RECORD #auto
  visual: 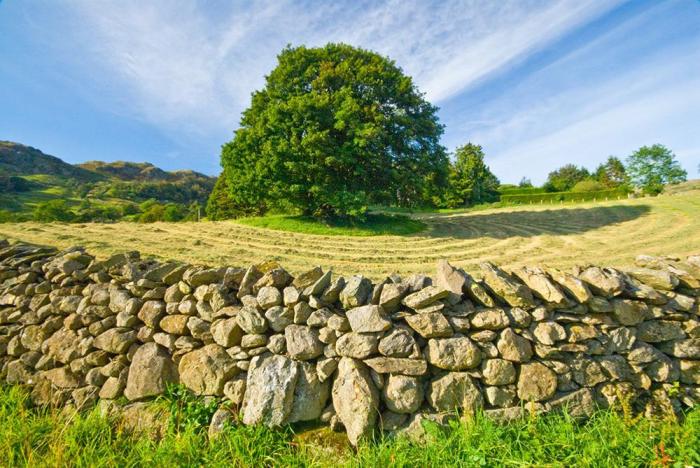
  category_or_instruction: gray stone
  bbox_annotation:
[179,344,237,396]
[480,262,535,308]
[124,343,178,401]
[285,325,323,360]
[339,276,372,309]
[378,283,409,313]
[517,362,557,401]
[612,299,649,326]
[242,354,299,426]
[578,267,624,297]
[402,286,449,309]
[471,308,510,330]
[405,312,453,338]
[332,358,379,446]
[626,267,679,291]
[481,358,516,386]
[533,322,567,345]
[383,375,423,414]
[335,332,379,359]
[427,372,483,414]
[497,329,533,362]
[264,306,294,332]
[94,328,137,354]
[485,385,517,407]
[378,328,415,358]
[288,361,330,423]
[211,318,244,347]
[236,306,268,334]
[426,336,481,370]
[257,286,283,309]
[637,320,686,342]
[363,357,428,376]
[346,305,391,333]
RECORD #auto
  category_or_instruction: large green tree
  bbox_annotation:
[446,143,500,207]
[544,164,590,192]
[626,144,687,195]
[219,43,448,218]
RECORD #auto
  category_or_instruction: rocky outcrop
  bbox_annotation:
[0,240,698,446]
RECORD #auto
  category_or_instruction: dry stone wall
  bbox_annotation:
[1,238,699,445]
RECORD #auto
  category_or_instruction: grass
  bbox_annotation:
[0,190,698,279]
[1,384,698,466]
[236,213,427,236]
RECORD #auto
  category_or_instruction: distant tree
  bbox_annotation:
[544,164,590,192]
[445,143,500,207]
[219,43,448,218]
[626,144,687,195]
[594,156,628,188]
[32,200,75,222]
[518,177,533,188]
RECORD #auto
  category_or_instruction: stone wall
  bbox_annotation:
[0,238,698,445]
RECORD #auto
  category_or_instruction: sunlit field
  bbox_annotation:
[1,191,698,279]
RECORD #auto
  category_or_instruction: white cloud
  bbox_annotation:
[457,1,700,183]
[50,0,620,138]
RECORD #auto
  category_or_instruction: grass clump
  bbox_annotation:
[235,213,426,236]
[1,384,699,467]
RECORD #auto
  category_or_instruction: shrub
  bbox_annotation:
[571,179,607,192]
[32,200,75,222]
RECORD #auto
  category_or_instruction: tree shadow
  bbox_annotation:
[420,204,652,239]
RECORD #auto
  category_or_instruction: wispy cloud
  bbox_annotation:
[53,0,619,138]
[456,1,700,182]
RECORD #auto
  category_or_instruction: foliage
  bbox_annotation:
[0,176,34,193]
[445,143,500,207]
[626,144,687,195]
[518,177,533,188]
[594,156,628,188]
[206,174,260,220]
[544,164,590,192]
[1,384,699,467]
[219,43,448,218]
[32,200,75,222]
[236,213,426,236]
[571,179,607,192]
[157,384,220,433]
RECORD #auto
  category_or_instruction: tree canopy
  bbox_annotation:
[594,156,628,188]
[445,143,500,207]
[219,43,448,218]
[626,144,687,195]
[544,164,590,192]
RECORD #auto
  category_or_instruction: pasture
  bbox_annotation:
[0,190,698,279]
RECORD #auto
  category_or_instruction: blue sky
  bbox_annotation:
[1,0,698,183]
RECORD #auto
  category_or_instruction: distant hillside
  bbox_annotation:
[0,141,216,223]
[77,160,211,182]
[0,141,102,181]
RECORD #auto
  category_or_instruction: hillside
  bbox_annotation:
[0,141,102,181]
[0,141,216,221]
[77,160,210,182]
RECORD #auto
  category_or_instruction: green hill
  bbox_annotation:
[0,141,102,181]
[0,141,216,222]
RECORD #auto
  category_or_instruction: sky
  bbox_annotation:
[1,0,699,184]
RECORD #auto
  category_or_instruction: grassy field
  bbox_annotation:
[0,190,698,279]
[1,385,698,467]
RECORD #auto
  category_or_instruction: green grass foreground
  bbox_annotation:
[235,213,426,236]
[1,385,699,467]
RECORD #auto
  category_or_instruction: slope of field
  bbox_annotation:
[0,191,698,279]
